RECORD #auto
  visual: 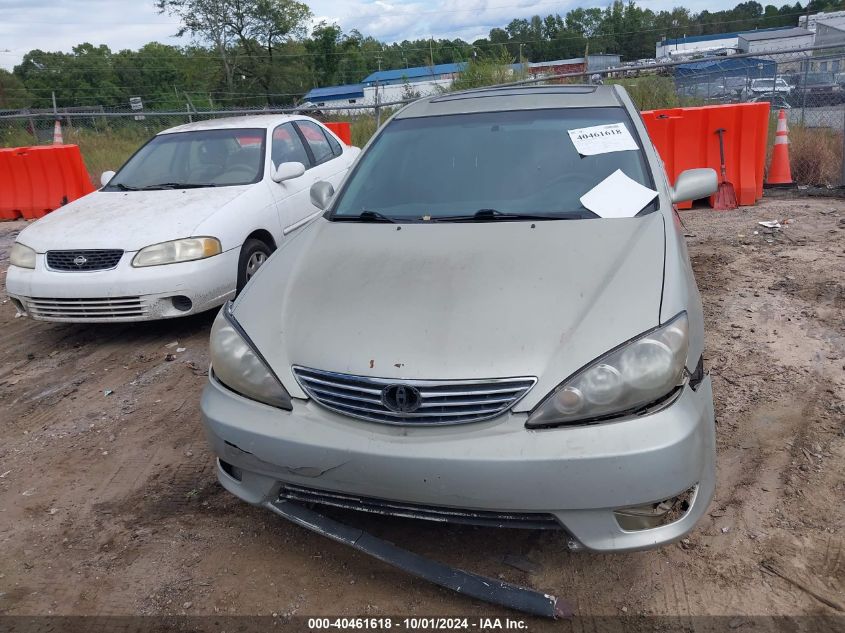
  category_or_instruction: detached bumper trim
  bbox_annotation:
[266,499,571,619]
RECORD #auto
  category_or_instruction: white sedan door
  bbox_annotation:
[293,120,351,191]
[267,122,316,236]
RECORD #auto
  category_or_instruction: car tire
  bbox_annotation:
[236,238,273,294]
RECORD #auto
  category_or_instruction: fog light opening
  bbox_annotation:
[613,485,698,531]
[218,459,243,482]
[171,295,193,312]
[10,297,25,314]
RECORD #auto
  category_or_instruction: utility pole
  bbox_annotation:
[374,79,381,129]
[430,37,434,67]
[51,91,58,117]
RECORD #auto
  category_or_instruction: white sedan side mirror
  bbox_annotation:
[100,170,116,187]
[310,181,335,210]
[671,168,718,204]
[272,161,306,183]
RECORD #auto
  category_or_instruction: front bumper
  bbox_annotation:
[201,373,716,553]
[5,248,239,322]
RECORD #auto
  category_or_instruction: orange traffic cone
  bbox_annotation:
[766,109,792,186]
[52,119,63,145]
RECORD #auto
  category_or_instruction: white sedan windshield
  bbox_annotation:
[105,128,265,191]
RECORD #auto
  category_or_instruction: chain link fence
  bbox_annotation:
[627,45,845,187]
[3,44,845,187]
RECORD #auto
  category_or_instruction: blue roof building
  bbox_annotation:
[303,83,365,104]
[362,62,467,86]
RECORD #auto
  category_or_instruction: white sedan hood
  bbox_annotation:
[235,214,667,411]
[17,186,251,252]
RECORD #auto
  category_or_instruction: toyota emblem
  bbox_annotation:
[382,384,422,414]
[73,255,88,267]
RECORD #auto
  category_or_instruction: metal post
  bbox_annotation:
[51,91,57,117]
[770,61,778,107]
[374,80,381,129]
[186,102,193,123]
[801,56,809,127]
[840,108,845,186]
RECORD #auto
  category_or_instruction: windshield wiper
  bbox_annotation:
[110,183,140,191]
[333,210,398,223]
[138,182,218,190]
[430,209,580,222]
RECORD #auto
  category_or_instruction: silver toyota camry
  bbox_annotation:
[200,85,718,553]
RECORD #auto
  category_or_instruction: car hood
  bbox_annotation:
[17,186,252,252]
[235,213,667,412]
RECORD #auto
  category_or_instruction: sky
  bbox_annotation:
[0,0,741,70]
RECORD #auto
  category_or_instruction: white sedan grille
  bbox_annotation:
[21,296,147,320]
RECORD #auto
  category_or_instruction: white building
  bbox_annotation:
[656,32,743,59]
[656,27,805,60]
[737,28,814,58]
[799,10,845,32]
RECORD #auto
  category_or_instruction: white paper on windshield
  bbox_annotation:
[568,122,638,156]
[580,169,658,219]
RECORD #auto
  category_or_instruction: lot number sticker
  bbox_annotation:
[568,122,638,156]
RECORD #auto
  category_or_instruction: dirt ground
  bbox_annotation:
[0,197,843,629]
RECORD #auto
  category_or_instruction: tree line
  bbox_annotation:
[2,0,844,110]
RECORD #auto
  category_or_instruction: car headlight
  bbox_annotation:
[10,243,36,269]
[132,237,221,267]
[209,302,292,409]
[526,312,689,428]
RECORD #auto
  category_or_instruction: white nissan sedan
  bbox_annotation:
[6,115,358,322]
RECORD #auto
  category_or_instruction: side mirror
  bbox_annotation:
[671,168,718,204]
[100,170,116,187]
[272,161,306,183]
[310,181,335,210]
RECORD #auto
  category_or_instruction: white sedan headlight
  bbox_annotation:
[10,243,36,269]
[210,303,292,409]
[132,237,221,267]
[527,313,689,427]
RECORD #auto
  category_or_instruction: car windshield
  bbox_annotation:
[104,128,266,191]
[805,72,834,84]
[330,107,655,222]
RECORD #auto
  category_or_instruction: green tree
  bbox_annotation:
[307,22,343,86]
[158,0,312,103]
[0,69,31,108]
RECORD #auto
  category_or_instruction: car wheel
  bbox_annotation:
[237,239,273,294]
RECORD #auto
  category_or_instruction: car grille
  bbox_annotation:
[292,366,536,426]
[46,249,123,271]
[22,296,146,320]
[279,484,560,530]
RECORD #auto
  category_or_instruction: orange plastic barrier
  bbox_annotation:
[324,121,352,146]
[0,144,94,220]
[641,102,770,209]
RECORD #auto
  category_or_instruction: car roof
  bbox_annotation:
[159,114,305,134]
[395,84,626,119]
